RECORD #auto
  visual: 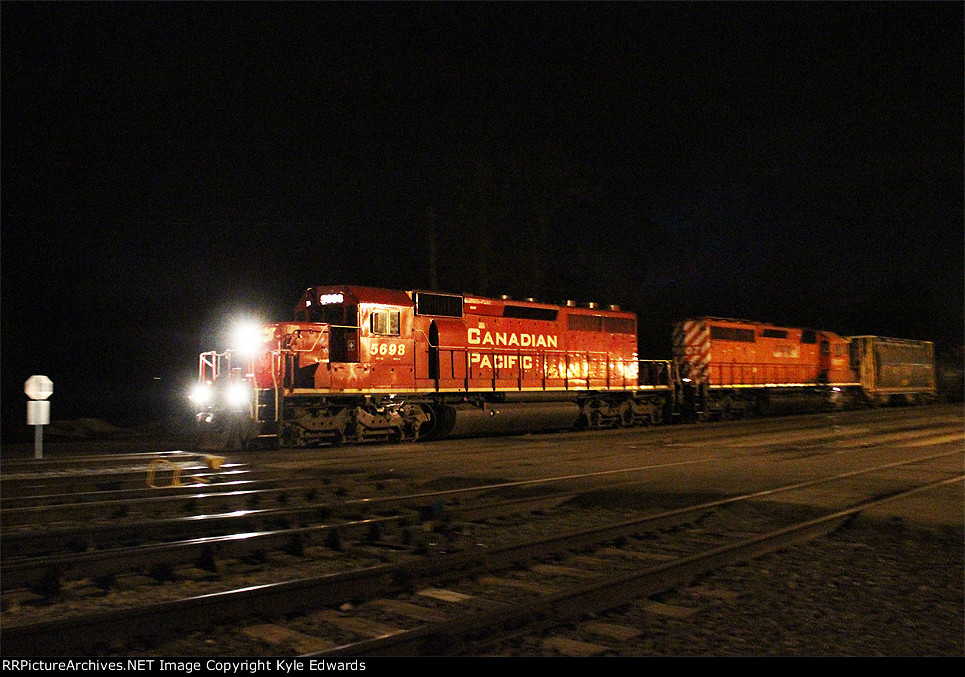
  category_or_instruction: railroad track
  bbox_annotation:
[0,430,865,593]
[321,475,963,657]
[2,450,960,656]
[2,407,960,656]
[1,446,727,607]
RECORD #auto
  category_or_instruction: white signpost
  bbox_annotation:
[25,375,53,459]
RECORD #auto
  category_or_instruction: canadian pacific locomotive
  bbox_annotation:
[191,285,937,449]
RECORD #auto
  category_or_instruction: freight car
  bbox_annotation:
[191,286,675,449]
[848,335,937,405]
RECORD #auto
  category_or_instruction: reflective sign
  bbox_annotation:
[25,375,53,400]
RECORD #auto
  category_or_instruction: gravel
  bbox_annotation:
[536,513,964,657]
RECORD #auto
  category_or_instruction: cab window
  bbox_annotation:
[370,309,401,336]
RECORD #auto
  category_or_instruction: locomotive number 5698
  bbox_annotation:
[370,342,406,357]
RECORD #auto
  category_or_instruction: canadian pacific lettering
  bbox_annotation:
[467,327,558,348]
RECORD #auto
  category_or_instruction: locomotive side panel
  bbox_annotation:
[673,319,710,385]
[820,331,856,386]
[709,321,817,385]
[563,310,638,390]
[415,294,640,394]
[463,304,564,390]
[294,286,417,393]
[414,316,470,391]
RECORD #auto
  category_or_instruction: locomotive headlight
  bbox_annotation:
[231,319,267,357]
[225,382,252,409]
[190,383,214,406]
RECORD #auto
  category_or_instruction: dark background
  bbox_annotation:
[2,2,962,439]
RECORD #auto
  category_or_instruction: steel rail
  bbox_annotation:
[0,477,264,510]
[313,474,965,657]
[0,492,574,590]
[0,482,282,527]
[3,444,956,559]
[0,455,723,559]
[0,466,250,499]
[1,454,959,657]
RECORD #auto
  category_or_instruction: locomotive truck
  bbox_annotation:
[191,285,936,449]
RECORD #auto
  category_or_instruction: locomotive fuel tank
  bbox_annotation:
[435,400,583,438]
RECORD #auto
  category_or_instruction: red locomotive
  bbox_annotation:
[192,286,937,448]
[192,285,674,448]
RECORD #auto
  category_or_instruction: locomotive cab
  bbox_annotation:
[293,286,416,392]
[295,289,359,363]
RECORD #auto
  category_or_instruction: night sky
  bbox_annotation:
[2,2,962,436]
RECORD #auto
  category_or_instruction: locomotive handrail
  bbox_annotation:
[198,349,256,384]
[206,342,672,394]
[198,350,227,382]
[282,327,326,353]
[638,359,674,388]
